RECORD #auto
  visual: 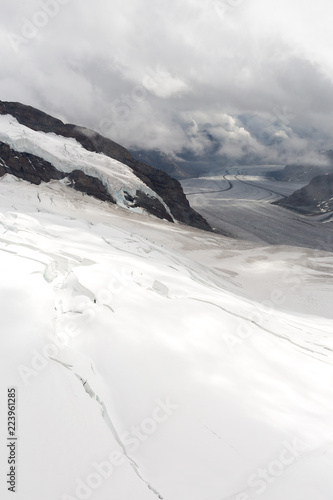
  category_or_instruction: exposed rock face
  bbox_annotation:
[0,142,65,185]
[124,162,209,228]
[273,174,333,215]
[0,100,212,231]
[67,170,116,203]
[124,190,173,222]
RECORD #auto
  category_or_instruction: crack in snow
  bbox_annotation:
[50,358,164,500]
[188,297,333,361]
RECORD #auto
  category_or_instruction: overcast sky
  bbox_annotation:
[1,0,333,165]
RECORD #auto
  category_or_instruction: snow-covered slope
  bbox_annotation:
[0,114,171,216]
[1,174,333,500]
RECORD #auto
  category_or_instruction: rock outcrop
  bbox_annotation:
[0,141,65,185]
[66,170,116,203]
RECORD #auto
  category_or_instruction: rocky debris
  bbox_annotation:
[0,100,212,231]
[273,173,333,215]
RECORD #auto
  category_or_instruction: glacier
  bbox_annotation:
[0,171,333,500]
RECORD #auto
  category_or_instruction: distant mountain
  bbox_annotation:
[273,173,333,215]
[130,148,225,179]
[0,101,211,231]
[268,163,333,182]
[129,149,188,180]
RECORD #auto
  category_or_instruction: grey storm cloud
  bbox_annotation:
[1,0,333,166]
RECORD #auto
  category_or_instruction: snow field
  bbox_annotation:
[0,176,333,500]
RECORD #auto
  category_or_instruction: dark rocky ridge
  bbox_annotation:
[0,100,211,231]
[124,190,173,221]
[66,169,116,203]
[0,142,64,185]
[273,174,333,215]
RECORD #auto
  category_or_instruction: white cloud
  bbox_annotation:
[0,0,333,165]
[142,67,189,98]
